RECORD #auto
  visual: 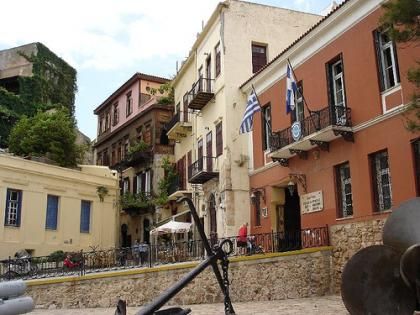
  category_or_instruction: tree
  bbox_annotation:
[8,108,86,167]
[381,0,420,131]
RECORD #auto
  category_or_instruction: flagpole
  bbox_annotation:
[287,58,317,132]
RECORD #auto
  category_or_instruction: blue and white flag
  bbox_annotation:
[286,63,297,114]
[239,89,261,134]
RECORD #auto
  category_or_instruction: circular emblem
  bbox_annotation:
[291,121,302,142]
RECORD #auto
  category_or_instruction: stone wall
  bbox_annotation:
[329,218,386,292]
[27,248,332,309]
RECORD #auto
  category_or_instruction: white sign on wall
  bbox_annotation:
[300,190,323,214]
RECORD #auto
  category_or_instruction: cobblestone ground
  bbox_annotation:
[31,295,348,314]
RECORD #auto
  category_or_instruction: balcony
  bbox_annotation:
[166,111,192,140]
[187,78,215,110]
[188,156,219,184]
[120,192,153,215]
[269,106,353,163]
[167,177,191,201]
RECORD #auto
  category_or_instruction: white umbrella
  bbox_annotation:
[150,221,192,235]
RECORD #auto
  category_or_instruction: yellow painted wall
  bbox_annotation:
[0,155,119,258]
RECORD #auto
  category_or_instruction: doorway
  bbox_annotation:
[143,218,150,244]
[121,224,131,247]
[283,186,301,251]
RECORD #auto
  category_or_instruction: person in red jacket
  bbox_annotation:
[237,223,248,255]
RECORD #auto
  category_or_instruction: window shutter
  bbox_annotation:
[4,189,10,226]
[133,176,137,194]
[392,41,401,84]
[335,166,343,218]
[80,201,91,233]
[216,122,223,157]
[373,30,385,92]
[16,190,22,227]
[325,62,334,108]
[46,195,58,230]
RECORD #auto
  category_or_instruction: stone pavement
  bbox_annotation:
[31,295,348,314]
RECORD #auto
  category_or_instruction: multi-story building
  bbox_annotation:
[93,73,174,247]
[0,43,77,148]
[241,0,419,243]
[168,0,321,238]
[0,154,119,258]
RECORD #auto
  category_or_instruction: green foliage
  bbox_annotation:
[120,192,153,209]
[380,0,420,42]
[8,108,84,167]
[48,250,65,262]
[128,140,150,155]
[148,82,174,105]
[381,0,420,131]
[96,186,109,202]
[153,156,177,206]
[0,43,77,147]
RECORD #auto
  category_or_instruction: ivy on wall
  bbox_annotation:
[0,42,77,147]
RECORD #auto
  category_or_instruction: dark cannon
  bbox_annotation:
[341,197,420,314]
[115,197,235,315]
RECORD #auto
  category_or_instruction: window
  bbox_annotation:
[105,111,111,131]
[99,116,104,134]
[80,200,91,233]
[45,195,59,230]
[291,82,304,123]
[126,91,133,117]
[412,139,420,196]
[327,57,346,125]
[216,122,223,157]
[370,150,392,211]
[215,42,221,77]
[262,105,271,151]
[335,163,353,218]
[123,178,130,194]
[374,30,400,91]
[113,103,119,126]
[145,170,151,194]
[102,149,109,166]
[252,44,267,73]
[4,189,22,227]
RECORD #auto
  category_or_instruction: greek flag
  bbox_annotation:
[286,63,297,114]
[239,89,261,134]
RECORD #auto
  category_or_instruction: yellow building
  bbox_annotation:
[0,154,119,259]
[167,0,321,238]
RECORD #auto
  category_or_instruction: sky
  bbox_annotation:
[0,0,341,140]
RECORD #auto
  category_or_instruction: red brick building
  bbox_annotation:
[241,0,419,240]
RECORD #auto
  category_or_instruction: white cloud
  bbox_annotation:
[0,0,218,70]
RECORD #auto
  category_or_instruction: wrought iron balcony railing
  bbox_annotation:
[165,111,192,132]
[187,77,215,110]
[270,105,352,152]
[188,156,219,184]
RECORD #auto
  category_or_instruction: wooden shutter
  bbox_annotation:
[133,176,137,194]
[46,195,59,230]
[252,44,267,73]
[216,122,223,157]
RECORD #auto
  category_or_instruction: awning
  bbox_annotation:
[150,221,192,235]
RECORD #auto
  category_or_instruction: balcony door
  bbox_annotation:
[206,131,213,172]
[183,93,189,122]
[198,138,203,172]
[206,56,211,92]
[329,59,346,125]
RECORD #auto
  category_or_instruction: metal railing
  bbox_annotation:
[189,77,214,98]
[270,105,352,152]
[0,226,329,281]
[165,111,191,132]
[188,156,218,179]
